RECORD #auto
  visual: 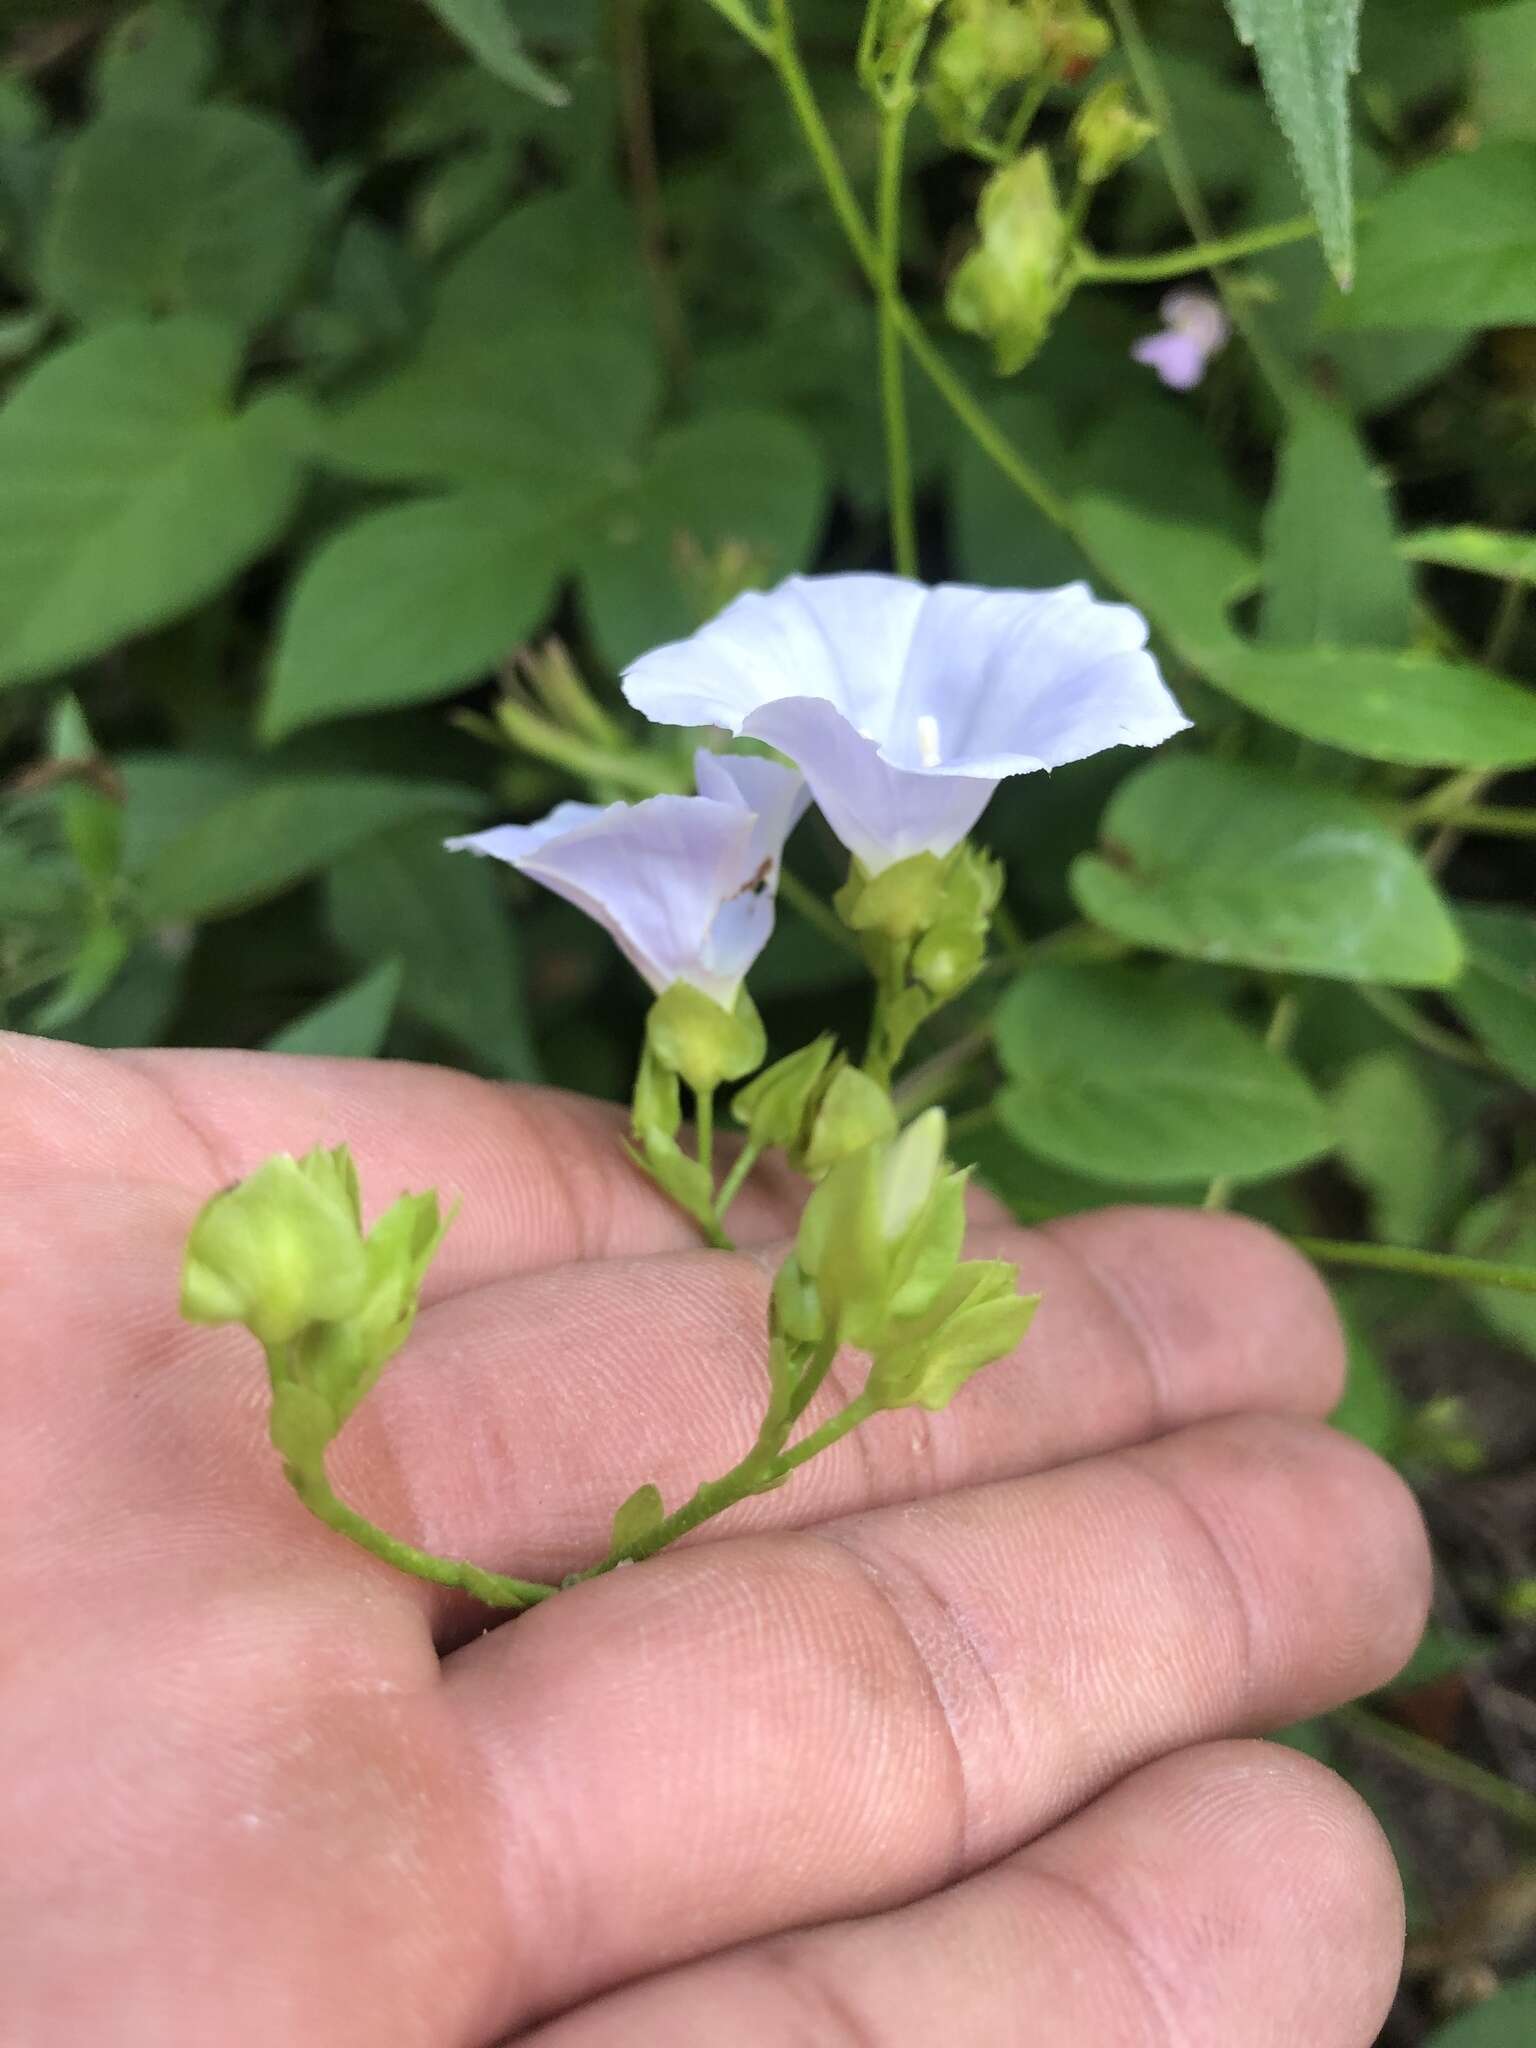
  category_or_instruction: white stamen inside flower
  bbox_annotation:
[916,714,942,768]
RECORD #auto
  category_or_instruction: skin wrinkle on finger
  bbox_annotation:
[513,1745,1405,2048]
[0,1032,807,1299]
[0,1172,1354,1658]
[444,1413,1429,2033]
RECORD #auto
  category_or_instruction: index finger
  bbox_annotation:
[0,1032,804,1292]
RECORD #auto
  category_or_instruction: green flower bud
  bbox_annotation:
[772,1253,827,1346]
[182,1150,369,1348]
[879,1108,949,1241]
[1071,80,1156,186]
[887,1165,968,1318]
[796,1062,898,1177]
[633,1042,684,1146]
[299,1189,448,1427]
[913,919,987,999]
[647,982,767,1095]
[945,149,1067,376]
[836,851,949,942]
[870,1260,1039,1410]
[928,6,1045,143]
[1040,0,1111,79]
[732,1034,837,1152]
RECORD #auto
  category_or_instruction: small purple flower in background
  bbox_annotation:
[447,751,806,1006]
[1131,289,1230,391]
[622,574,1188,873]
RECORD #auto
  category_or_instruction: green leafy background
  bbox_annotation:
[3,2,1536,2033]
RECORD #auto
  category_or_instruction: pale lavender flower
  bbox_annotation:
[622,574,1187,873]
[1131,289,1230,391]
[447,751,807,1006]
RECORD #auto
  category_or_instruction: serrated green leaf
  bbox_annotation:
[1071,758,1463,987]
[1203,644,1536,767]
[1262,399,1411,647]
[1426,1973,1536,2045]
[1449,908,1536,1092]
[1401,526,1536,582]
[265,958,404,1058]
[133,773,478,922]
[995,963,1333,1185]
[0,319,309,690]
[418,0,569,106]
[578,410,827,664]
[264,487,561,737]
[328,820,536,1079]
[41,104,312,333]
[1223,0,1361,285]
[1333,1051,1449,1244]
[1331,143,1536,329]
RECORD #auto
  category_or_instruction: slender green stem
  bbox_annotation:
[495,701,673,797]
[1077,214,1320,283]
[1335,1705,1536,1838]
[286,1458,557,1608]
[779,867,863,956]
[1415,802,1536,840]
[1102,0,1296,402]
[1485,577,1530,670]
[877,98,918,575]
[998,63,1059,159]
[1293,1237,1536,1296]
[597,1388,877,1569]
[700,0,772,53]
[696,1087,716,1181]
[1027,921,1132,966]
[1354,985,1494,1073]
[762,0,1074,536]
[714,1137,762,1223]
[892,1024,993,1117]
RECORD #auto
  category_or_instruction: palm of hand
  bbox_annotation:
[1,1031,1427,2046]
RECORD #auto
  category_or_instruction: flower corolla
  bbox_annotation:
[1131,289,1230,391]
[446,751,806,1007]
[622,573,1188,872]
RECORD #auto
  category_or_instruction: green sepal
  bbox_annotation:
[1071,80,1157,186]
[625,1132,715,1217]
[610,1482,665,1553]
[913,921,986,1000]
[772,1254,827,1346]
[732,1033,836,1150]
[796,1061,897,1176]
[945,150,1068,377]
[297,1187,449,1429]
[182,1148,368,1347]
[887,1169,968,1319]
[633,1041,683,1145]
[836,852,949,942]
[870,1262,1039,1411]
[647,982,767,1094]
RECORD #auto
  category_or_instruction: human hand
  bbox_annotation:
[1,1032,1429,2046]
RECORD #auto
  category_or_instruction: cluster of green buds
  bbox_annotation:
[927,0,1110,149]
[182,1145,447,1474]
[945,149,1070,374]
[774,1110,1038,1412]
[835,839,1003,1080]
